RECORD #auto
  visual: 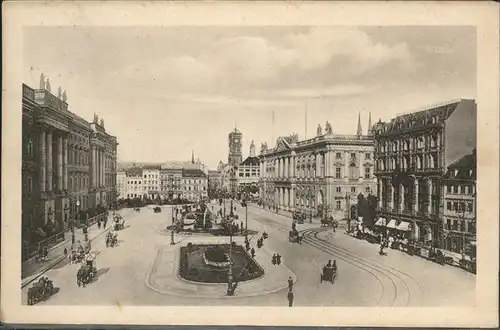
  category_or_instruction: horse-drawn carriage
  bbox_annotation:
[320,261,337,284]
[106,231,118,247]
[293,212,305,224]
[153,206,162,213]
[289,229,302,244]
[77,254,97,287]
[113,215,125,231]
[27,277,54,305]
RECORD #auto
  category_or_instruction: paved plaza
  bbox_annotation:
[22,203,475,307]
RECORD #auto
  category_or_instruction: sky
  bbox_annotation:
[23,26,476,169]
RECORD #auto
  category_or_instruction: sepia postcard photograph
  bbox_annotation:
[2,1,499,328]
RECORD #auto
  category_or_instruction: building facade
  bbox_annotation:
[228,127,243,167]
[160,164,183,200]
[125,167,144,199]
[22,80,118,250]
[181,169,208,201]
[442,150,476,253]
[237,140,260,192]
[373,99,476,248]
[259,117,376,219]
[116,169,127,199]
[208,170,223,197]
[143,166,160,200]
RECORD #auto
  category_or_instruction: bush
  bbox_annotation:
[204,245,229,263]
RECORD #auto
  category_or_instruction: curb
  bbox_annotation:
[21,225,112,289]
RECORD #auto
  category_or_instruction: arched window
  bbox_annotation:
[349,163,358,180]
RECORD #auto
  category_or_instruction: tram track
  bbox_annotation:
[247,208,423,306]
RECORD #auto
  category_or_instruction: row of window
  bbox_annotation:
[336,152,371,160]
[446,201,474,212]
[446,184,475,195]
[335,186,372,194]
[377,133,441,153]
[127,179,206,185]
[445,219,475,233]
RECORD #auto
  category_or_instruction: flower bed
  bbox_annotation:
[179,244,264,283]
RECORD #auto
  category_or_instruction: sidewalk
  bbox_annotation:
[21,208,134,288]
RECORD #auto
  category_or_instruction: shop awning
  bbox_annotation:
[386,220,397,229]
[396,221,410,231]
[375,218,387,226]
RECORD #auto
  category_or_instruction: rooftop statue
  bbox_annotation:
[58,86,62,99]
[100,118,105,127]
[289,132,299,142]
[94,113,99,123]
[39,73,45,89]
[317,124,323,136]
[62,90,67,102]
[325,121,333,135]
[45,78,51,92]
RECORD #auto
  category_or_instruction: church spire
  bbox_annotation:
[368,112,373,136]
[357,112,362,136]
[191,150,195,164]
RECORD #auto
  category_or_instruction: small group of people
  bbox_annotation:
[287,276,294,307]
[271,253,282,265]
[37,246,49,262]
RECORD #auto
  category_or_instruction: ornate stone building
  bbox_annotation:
[237,141,260,192]
[259,115,376,220]
[373,99,476,248]
[443,149,476,253]
[21,79,118,250]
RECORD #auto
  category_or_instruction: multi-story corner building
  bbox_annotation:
[259,115,376,219]
[160,163,183,200]
[442,150,476,253]
[216,160,232,193]
[237,140,260,192]
[116,169,127,199]
[21,80,118,250]
[373,99,476,248]
[181,168,208,201]
[125,167,144,199]
[142,166,160,200]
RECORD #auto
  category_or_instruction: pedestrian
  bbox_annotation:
[64,247,68,257]
[251,247,255,258]
[97,221,101,229]
[276,254,282,265]
[287,290,294,307]
[288,277,293,291]
[272,253,277,265]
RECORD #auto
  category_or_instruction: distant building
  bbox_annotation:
[228,127,243,167]
[160,163,183,200]
[238,140,260,193]
[116,169,127,199]
[373,99,476,248]
[142,166,160,200]
[182,168,208,201]
[443,149,476,253]
[259,115,376,219]
[208,170,223,196]
[125,167,144,199]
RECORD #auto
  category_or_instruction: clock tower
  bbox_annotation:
[228,127,243,167]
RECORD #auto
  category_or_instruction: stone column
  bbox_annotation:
[290,187,295,210]
[378,179,382,208]
[102,150,105,187]
[57,135,63,191]
[63,137,68,190]
[325,152,330,177]
[91,146,96,188]
[399,183,404,211]
[428,178,433,214]
[389,184,394,210]
[344,151,349,178]
[283,157,287,178]
[284,188,288,210]
[39,130,46,192]
[315,154,320,178]
[46,131,53,192]
[359,164,364,179]
[274,159,278,178]
[414,179,419,212]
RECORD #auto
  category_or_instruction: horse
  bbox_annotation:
[320,219,331,227]
[77,265,95,287]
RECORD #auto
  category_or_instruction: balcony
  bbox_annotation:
[22,84,35,101]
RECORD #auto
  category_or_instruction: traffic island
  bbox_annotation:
[145,238,297,299]
[179,243,264,283]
